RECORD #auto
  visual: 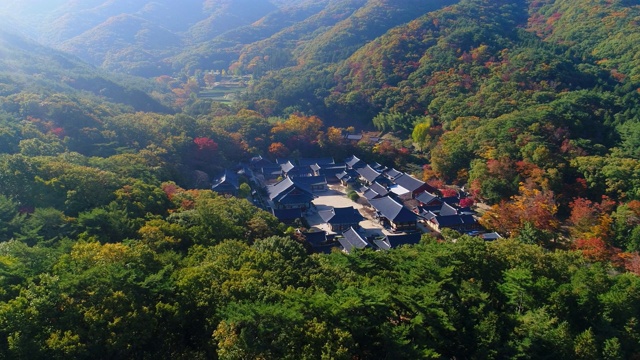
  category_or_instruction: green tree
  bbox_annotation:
[238,183,251,198]
[0,195,22,242]
[499,268,535,315]
[602,337,623,360]
[574,328,598,360]
[430,130,473,182]
[18,207,68,246]
[412,117,434,151]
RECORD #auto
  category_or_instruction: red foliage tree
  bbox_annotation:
[427,179,445,191]
[422,164,438,183]
[459,197,475,208]
[439,188,458,198]
[50,127,65,138]
[574,237,625,267]
[624,252,640,275]
[194,137,218,152]
[161,183,179,201]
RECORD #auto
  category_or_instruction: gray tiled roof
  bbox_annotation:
[345,155,365,169]
[433,215,464,227]
[276,158,294,165]
[370,162,387,171]
[356,165,383,183]
[393,173,426,192]
[280,160,296,173]
[299,158,335,167]
[293,176,327,187]
[318,207,364,225]
[272,208,303,222]
[250,155,273,167]
[336,169,358,182]
[261,165,282,175]
[313,164,346,174]
[339,227,369,253]
[481,232,502,240]
[439,203,459,217]
[385,232,422,247]
[369,182,389,196]
[363,188,382,200]
[211,169,239,191]
[303,230,328,246]
[266,178,315,204]
[384,168,404,181]
[369,196,418,223]
[416,191,440,205]
[372,238,391,250]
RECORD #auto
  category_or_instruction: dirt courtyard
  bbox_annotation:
[305,187,389,237]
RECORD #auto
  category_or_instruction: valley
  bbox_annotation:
[0,0,639,358]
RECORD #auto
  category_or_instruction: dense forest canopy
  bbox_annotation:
[0,0,640,358]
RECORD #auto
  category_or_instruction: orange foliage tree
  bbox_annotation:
[481,182,559,238]
[574,238,615,263]
[568,196,615,241]
[270,114,324,155]
[268,142,290,158]
[271,114,323,144]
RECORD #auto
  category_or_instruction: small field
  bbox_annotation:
[198,85,245,103]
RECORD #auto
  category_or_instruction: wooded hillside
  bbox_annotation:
[0,0,640,358]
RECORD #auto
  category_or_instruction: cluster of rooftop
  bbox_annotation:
[211,154,500,253]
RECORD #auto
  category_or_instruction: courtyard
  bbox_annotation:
[305,185,401,238]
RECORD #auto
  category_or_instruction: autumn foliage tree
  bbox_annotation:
[268,142,290,158]
[193,137,218,152]
[481,182,559,242]
[192,137,218,162]
[270,114,323,151]
[568,196,615,241]
[574,237,618,264]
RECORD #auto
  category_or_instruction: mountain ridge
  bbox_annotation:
[0,29,170,113]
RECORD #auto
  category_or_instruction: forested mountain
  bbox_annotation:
[0,0,279,76]
[0,0,461,76]
[1,0,640,358]
[245,0,640,203]
[0,29,168,112]
[249,0,615,121]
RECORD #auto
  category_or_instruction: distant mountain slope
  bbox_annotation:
[322,0,640,123]
[0,0,279,76]
[231,0,457,76]
[0,0,460,77]
[59,14,183,76]
[172,0,331,73]
[326,0,534,119]
[246,0,638,129]
[230,0,365,73]
[297,0,459,65]
[270,0,316,7]
[41,2,153,43]
[0,29,169,113]
[527,0,640,81]
[188,0,278,43]
[3,0,638,96]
